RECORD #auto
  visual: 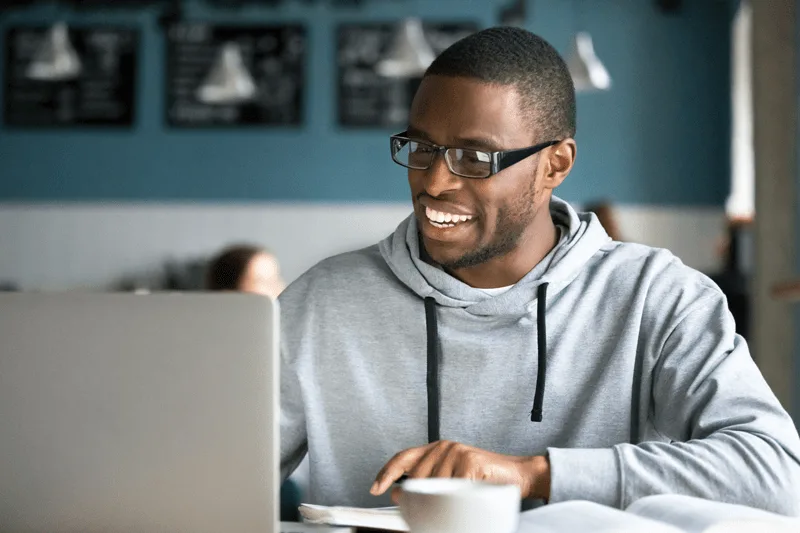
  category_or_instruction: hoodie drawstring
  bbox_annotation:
[531,283,548,422]
[423,283,549,443]
[424,296,440,443]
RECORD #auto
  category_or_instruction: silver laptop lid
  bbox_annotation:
[0,292,279,533]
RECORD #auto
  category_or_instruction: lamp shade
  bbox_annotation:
[26,22,82,82]
[567,32,611,92]
[197,42,257,105]
[376,18,435,79]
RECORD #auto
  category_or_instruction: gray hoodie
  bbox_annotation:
[279,196,800,514]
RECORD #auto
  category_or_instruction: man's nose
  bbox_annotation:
[423,151,461,197]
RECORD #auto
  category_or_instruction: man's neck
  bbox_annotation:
[447,216,559,289]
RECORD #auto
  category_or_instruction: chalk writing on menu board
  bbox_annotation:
[3,26,138,127]
[167,24,306,127]
[337,22,476,128]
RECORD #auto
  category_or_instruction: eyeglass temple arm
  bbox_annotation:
[492,141,559,174]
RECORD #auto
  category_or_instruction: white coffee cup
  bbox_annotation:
[398,478,520,533]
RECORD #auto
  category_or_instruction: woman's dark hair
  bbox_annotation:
[205,244,266,291]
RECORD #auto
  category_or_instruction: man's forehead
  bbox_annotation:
[409,75,531,148]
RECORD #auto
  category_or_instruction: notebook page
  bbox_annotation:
[298,504,408,532]
[517,500,684,533]
[626,495,800,533]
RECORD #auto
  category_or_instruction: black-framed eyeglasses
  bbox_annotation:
[389,131,560,179]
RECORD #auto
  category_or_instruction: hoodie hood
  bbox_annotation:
[379,196,610,317]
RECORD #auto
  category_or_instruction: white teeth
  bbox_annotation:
[425,207,474,227]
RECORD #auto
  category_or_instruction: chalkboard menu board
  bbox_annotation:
[166,24,306,127]
[69,0,168,7]
[3,26,138,127]
[0,0,39,11]
[337,22,477,128]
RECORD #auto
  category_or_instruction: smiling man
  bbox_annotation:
[279,27,800,513]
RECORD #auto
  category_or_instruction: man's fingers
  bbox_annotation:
[408,442,458,478]
[430,446,458,478]
[390,486,402,504]
[370,461,407,495]
[370,446,428,495]
[408,442,448,479]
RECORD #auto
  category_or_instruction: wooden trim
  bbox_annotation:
[771,280,800,301]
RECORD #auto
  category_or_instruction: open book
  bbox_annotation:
[298,504,406,531]
[299,495,799,533]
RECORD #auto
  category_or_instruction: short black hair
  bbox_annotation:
[425,26,576,141]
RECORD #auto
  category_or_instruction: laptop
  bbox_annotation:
[0,292,346,533]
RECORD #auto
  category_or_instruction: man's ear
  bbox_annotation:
[542,138,577,190]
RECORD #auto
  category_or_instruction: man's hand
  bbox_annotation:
[369,440,550,501]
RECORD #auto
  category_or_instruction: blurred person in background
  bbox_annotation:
[206,244,285,299]
[279,27,800,514]
[206,243,298,520]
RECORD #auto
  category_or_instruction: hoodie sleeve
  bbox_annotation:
[547,291,800,515]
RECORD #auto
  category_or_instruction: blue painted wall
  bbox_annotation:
[0,0,731,204]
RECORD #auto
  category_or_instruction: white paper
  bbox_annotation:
[627,495,800,533]
[516,500,684,533]
[298,503,408,532]
[280,521,354,533]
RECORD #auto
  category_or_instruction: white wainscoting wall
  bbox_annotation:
[0,202,726,291]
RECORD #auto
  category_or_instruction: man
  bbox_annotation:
[279,27,800,514]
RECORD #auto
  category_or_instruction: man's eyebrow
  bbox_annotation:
[451,135,503,152]
[405,126,431,141]
[406,127,503,151]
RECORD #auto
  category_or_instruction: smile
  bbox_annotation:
[425,207,474,228]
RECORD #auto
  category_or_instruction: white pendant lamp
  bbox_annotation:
[197,42,257,105]
[26,22,82,82]
[376,18,436,79]
[567,31,612,93]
